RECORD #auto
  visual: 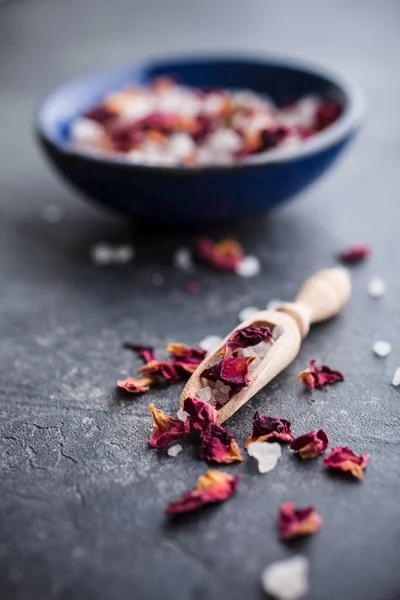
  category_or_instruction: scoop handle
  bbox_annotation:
[277,268,351,338]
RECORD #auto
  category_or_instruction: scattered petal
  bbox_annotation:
[261,555,309,600]
[186,281,200,293]
[202,356,256,404]
[165,469,240,514]
[392,367,400,386]
[226,325,273,356]
[238,306,259,321]
[183,397,219,432]
[247,441,282,473]
[117,375,155,394]
[290,429,329,459]
[149,404,190,448]
[90,243,135,266]
[123,342,155,364]
[167,343,206,375]
[372,340,391,357]
[337,243,371,264]
[266,299,285,311]
[235,255,261,277]
[41,204,64,223]
[167,444,182,457]
[140,360,180,383]
[196,238,244,271]
[278,501,322,540]
[245,412,293,447]
[367,277,386,298]
[200,423,243,463]
[297,360,344,389]
[199,335,223,353]
[173,247,194,272]
[323,445,370,479]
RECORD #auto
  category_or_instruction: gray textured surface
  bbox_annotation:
[1,1,400,599]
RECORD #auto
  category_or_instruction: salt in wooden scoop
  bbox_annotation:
[180,268,351,423]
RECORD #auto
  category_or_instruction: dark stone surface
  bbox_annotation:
[0,1,399,599]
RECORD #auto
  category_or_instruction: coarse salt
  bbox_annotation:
[392,367,400,386]
[199,335,223,353]
[235,255,261,277]
[373,341,391,358]
[247,441,282,473]
[176,408,189,422]
[261,555,309,600]
[173,247,194,272]
[90,243,134,266]
[167,444,182,458]
[71,118,105,147]
[367,277,386,298]
[238,306,259,321]
[197,386,212,403]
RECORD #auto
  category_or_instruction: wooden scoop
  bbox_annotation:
[179,268,351,423]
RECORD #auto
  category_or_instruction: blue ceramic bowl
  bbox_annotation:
[36,55,366,224]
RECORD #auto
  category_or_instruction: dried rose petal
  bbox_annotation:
[297,360,344,389]
[149,404,190,448]
[110,122,143,152]
[196,238,244,271]
[167,343,206,375]
[186,281,200,293]
[123,342,155,364]
[225,325,273,356]
[337,243,371,264]
[278,501,322,540]
[199,423,243,464]
[166,469,240,515]
[323,445,370,479]
[140,360,180,383]
[83,104,116,124]
[315,100,342,131]
[259,126,291,151]
[245,412,293,448]
[182,397,219,432]
[140,112,179,132]
[290,429,329,459]
[202,356,256,402]
[117,375,155,394]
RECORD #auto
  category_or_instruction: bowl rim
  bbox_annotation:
[36,53,367,172]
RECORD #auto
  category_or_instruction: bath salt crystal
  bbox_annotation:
[71,118,105,147]
[167,133,196,159]
[242,347,257,357]
[367,277,386,298]
[266,299,285,311]
[373,341,391,358]
[207,128,242,154]
[120,95,154,121]
[41,204,64,223]
[167,444,182,458]
[173,247,194,272]
[197,386,212,403]
[235,256,261,277]
[238,306,259,322]
[202,93,226,115]
[199,335,222,353]
[152,273,164,286]
[392,367,400,386]
[247,441,282,473]
[261,555,309,600]
[176,408,189,422]
[219,384,231,394]
[90,243,134,266]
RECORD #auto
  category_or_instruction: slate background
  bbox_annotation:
[0,1,399,599]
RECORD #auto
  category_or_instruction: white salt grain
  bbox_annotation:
[392,367,400,386]
[197,386,212,403]
[367,277,386,298]
[373,341,391,358]
[239,306,259,322]
[266,299,285,311]
[152,273,164,286]
[41,204,64,223]
[90,243,134,266]
[235,255,261,277]
[167,444,182,458]
[173,247,194,272]
[247,441,282,473]
[261,555,309,600]
[199,335,223,353]
[71,118,105,147]
[176,408,189,422]
[167,133,196,159]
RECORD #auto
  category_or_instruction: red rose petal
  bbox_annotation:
[123,342,156,364]
[196,238,244,271]
[117,375,155,394]
[297,360,344,389]
[323,445,370,479]
[199,423,243,464]
[290,429,329,459]
[278,501,322,540]
[182,397,219,432]
[167,343,206,375]
[140,360,180,383]
[225,325,273,356]
[166,470,240,515]
[149,404,190,448]
[337,243,371,264]
[245,412,293,448]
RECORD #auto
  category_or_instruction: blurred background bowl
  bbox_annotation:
[36,55,366,224]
